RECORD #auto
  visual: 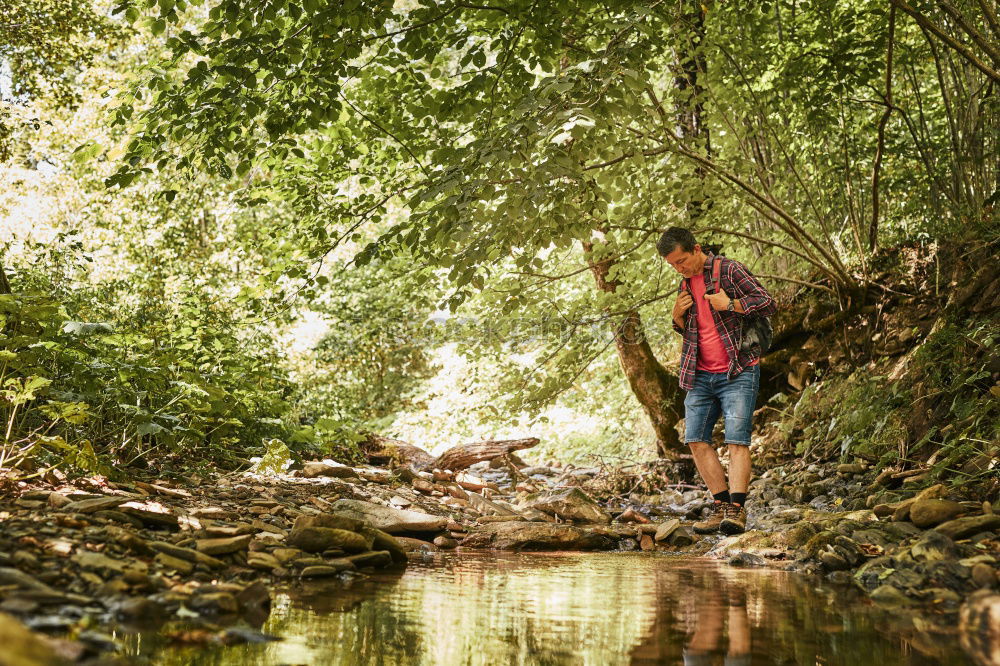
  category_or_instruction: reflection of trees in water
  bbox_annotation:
[138,553,973,665]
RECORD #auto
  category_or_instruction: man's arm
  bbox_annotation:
[726,260,776,316]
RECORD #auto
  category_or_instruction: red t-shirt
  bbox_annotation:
[687,274,730,373]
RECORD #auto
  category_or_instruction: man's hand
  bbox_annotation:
[673,290,694,326]
[704,289,733,312]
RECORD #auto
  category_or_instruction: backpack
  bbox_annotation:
[684,255,774,356]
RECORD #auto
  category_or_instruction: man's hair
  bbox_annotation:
[656,226,697,257]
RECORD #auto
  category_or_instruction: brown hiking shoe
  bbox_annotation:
[693,501,729,534]
[720,504,747,535]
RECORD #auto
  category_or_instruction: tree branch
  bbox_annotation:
[870,6,896,252]
[889,0,1000,84]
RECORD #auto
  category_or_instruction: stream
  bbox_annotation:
[118,551,972,665]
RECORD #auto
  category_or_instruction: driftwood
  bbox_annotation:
[360,434,435,469]
[431,438,540,472]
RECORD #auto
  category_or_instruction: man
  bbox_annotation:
[658,227,776,535]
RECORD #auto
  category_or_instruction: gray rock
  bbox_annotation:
[346,551,393,568]
[301,563,352,577]
[669,527,696,547]
[287,527,370,554]
[519,488,612,524]
[909,530,957,563]
[935,514,1000,540]
[195,535,252,555]
[149,541,226,569]
[729,552,766,567]
[361,527,408,564]
[819,550,851,571]
[60,496,126,514]
[460,521,616,550]
[72,551,132,576]
[247,552,281,570]
[301,462,360,479]
[654,519,681,542]
[331,499,448,534]
[154,552,194,574]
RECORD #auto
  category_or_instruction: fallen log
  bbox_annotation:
[431,438,540,472]
[360,434,435,469]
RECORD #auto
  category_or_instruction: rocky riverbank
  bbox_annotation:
[1,452,998,664]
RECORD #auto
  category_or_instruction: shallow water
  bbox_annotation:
[133,551,972,665]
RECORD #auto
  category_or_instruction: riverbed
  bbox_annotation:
[122,552,972,665]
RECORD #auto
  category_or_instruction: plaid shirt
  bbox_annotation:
[672,254,777,391]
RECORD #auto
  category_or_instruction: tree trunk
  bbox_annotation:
[583,241,685,458]
[0,261,11,295]
[431,437,539,471]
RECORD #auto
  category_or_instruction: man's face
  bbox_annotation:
[663,244,703,278]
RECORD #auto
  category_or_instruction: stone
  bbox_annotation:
[301,462,359,479]
[188,592,239,614]
[120,505,179,528]
[819,550,851,572]
[72,551,130,576]
[11,551,38,570]
[236,582,271,614]
[331,499,448,534]
[891,499,916,522]
[346,551,393,568]
[960,591,1000,666]
[870,584,913,606]
[0,611,64,665]
[909,499,965,528]
[971,563,997,589]
[654,519,681,543]
[915,483,948,501]
[286,527,370,554]
[47,493,72,509]
[936,515,1000,540]
[872,504,894,518]
[301,562,353,577]
[836,463,866,475]
[909,530,957,563]
[60,496,127,514]
[668,527,696,547]
[93,510,144,528]
[729,552,766,567]
[154,552,194,574]
[292,513,366,533]
[433,536,458,549]
[247,552,281,570]
[272,548,306,564]
[195,535,252,555]
[394,536,438,553]
[467,492,518,517]
[519,488,612,524]
[460,521,616,551]
[115,597,165,621]
[150,541,226,569]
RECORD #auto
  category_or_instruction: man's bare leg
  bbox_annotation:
[689,442,728,494]
[727,444,751,496]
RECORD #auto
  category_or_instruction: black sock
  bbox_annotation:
[713,490,731,503]
[731,492,747,507]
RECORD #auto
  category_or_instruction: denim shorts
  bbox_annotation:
[683,365,760,446]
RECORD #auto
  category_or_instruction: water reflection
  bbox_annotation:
[138,552,972,665]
